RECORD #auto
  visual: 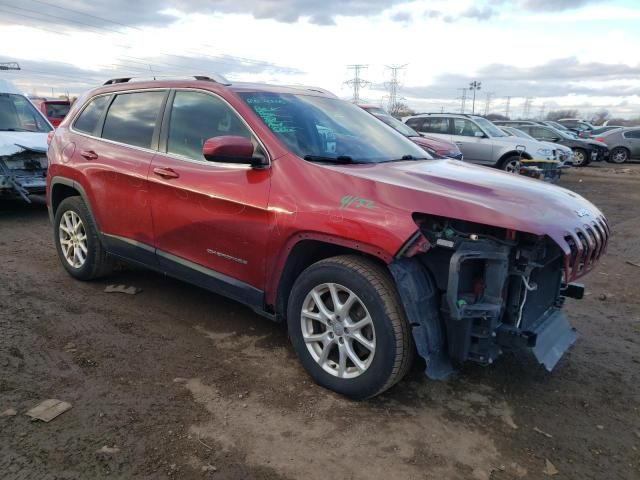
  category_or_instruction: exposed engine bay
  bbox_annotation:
[0,144,48,202]
[389,214,603,379]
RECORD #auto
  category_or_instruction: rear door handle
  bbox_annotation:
[80,150,98,160]
[153,167,180,179]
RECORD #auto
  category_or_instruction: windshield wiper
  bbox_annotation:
[0,128,32,132]
[303,155,356,164]
[381,154,429,162]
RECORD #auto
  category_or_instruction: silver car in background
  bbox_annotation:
[500,126,575,166]
[597,127,640,163]
[403,113,555,172]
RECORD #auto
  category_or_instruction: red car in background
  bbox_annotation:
[31,98,71,127]
[359,105,463,160]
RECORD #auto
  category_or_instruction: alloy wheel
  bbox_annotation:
[59,211,88,268]
[611,148,628,164]
[300,283,376,379]
[574,150,586,166]
[504,158,521,173]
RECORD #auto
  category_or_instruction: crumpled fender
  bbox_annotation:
[389,257,454,380]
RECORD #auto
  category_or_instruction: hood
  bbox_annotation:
[330,159,604,253]
[491,135,552,156]
[582,138,608,148]
[411,135,458,153]
[0,132,48,156]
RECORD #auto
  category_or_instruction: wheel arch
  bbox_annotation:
[49,177,99,230]
[270,235,392,322]
[497,150,531,167]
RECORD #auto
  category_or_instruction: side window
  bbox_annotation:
[167,91,253,161]
[537,128,556,140]
[74,96,110,134]
[624,130,640,139]
[422,118,449,134]
[405,118,423,130]
[453,119,482,137]
[102,91,166,149]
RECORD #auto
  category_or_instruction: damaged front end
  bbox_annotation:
[0,144,48,202]
[390,213,609,380]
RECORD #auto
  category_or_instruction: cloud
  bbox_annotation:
[3,53,303,96]
[0,0,416,29]
[515,0,602,12]
[375,57,640,100]
[391,10,412,23]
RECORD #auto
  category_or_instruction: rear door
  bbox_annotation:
[415,117,453,142]
[623,129,640,158]
[73,90,167,259]
[450,118,493,164]
[149,89,271,295]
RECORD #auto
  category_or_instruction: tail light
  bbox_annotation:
[594,137,606,144]
[47,130,54,145]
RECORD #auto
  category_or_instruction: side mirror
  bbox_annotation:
[474,131,485,138]
[203,136,264,167]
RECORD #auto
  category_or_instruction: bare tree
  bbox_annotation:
[590,109,611,126]
[546,109,579,121]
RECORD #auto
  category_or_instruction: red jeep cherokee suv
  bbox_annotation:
[47,76,609,399]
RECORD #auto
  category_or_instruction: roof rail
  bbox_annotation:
[103,74,232,86]
[282,85,338,97]
[412,112,478,118]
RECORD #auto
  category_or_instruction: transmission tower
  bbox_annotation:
[0,62,20,71]
[345,64,370,103]
[457,88,468,113]
[384,64,407,115]
[522,97,533,119]
[538,103,546,120]
[504,96,512,118]
[483,92,494,116]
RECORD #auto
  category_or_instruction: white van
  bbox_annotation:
[0,79,52,201]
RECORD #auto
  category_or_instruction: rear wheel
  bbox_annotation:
[573,148,590,167]
[610,147,629,164]
[54,196,112,280]
[287,255,413,399]
[500,155,522,173]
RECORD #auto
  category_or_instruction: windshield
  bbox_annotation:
[239,92,431,163]
[474,117,507,137]
[547,126,573,139]
[502,127,536,140]
[45,102,71,118]
[0,94,52,132]
[373,113,420,137]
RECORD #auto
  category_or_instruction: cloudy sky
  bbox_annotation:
[1,0,639,118]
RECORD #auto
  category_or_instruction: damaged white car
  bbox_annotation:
[0,79,52,202]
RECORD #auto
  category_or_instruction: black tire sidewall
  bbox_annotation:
[288,261,400,399]
[53,197,102,280]
[500,156,520,172]
[610,147,628,164]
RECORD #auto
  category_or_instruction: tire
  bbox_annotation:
[54,196,112,280]
[499,155,522,173]
[287,255,413,400]
[573,148,590,167]
[609,147,629,164]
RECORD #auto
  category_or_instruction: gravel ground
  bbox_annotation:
[1,163,639,480]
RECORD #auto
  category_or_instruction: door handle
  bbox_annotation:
[153,167,180,179]
[454,142,463,145]
[80,150,98,160]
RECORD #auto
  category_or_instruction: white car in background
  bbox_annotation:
[0,79,52,202]
[500,126,575,166]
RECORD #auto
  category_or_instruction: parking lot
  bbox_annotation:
[1,164,639,480]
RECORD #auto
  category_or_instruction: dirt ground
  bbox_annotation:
[1,163,639,480]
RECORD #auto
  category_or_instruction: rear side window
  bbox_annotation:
[166,91,252,161]
[624,130,640,139]
[405,118,423,130]
[423,118,450,134]
[46,103,70,118]
[102,91,166,149]
[74,96,110,134]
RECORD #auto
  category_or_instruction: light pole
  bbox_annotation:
[469,81,482,114]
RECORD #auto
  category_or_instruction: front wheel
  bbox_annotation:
[573,148,590,167]
[287,255,413,399]
[499,155,522,173]
[609,147,629,164]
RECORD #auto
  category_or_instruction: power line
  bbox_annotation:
[384,64,407,115]
[522,97,533,119]
[345,64,369,103]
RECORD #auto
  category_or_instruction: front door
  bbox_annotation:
[450,118,493,164]
[149,90,271,298]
